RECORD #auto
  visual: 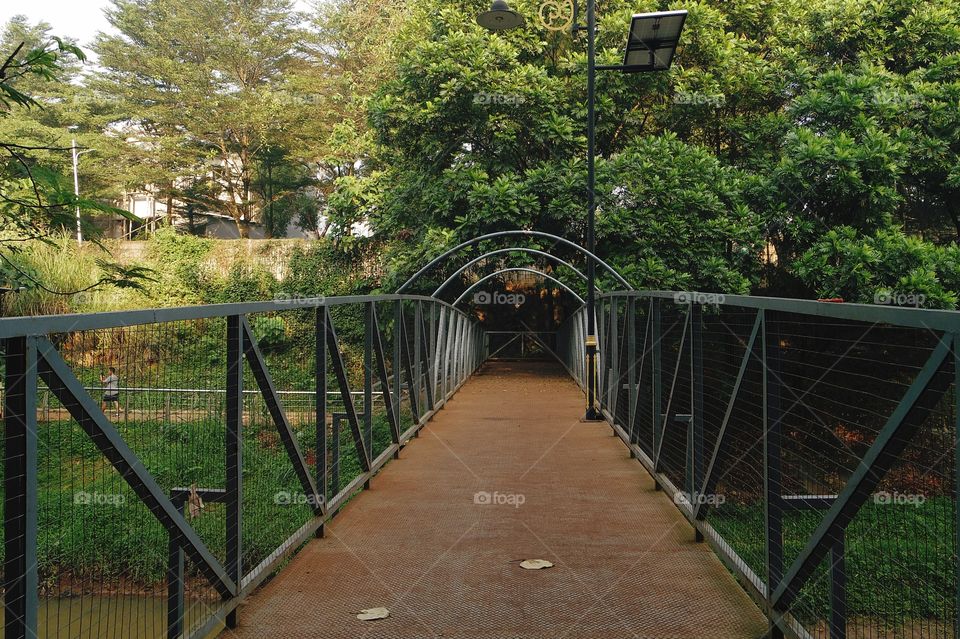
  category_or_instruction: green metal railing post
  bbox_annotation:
[414,301,423,412]
[762,310,784,639]
[364,302,374,466]
[691,302,704,542]
[955,332,960,639]
[627,298,637,456]
[316,306,327,537]
[393,300,402,457]
[651,298,663,485]
[225,315,244,629]
[3,335,38,639]
[608,297,619,419]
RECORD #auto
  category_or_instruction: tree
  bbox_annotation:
[328,0,772,294]
[95,0,316,237]
[0,17,147,300]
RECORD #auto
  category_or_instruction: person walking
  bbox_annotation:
[100,367,120,416]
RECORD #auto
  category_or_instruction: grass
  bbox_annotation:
[0,407,399,592]
[709,498,955,625]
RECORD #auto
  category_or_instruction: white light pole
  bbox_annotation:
[70,137,95,246]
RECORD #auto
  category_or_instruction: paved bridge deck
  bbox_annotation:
[226,361,767,639]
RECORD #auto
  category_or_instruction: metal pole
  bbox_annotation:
[4,336,38,639]
[72,138,82,246]
[584,0,598,420]
[763,310,784,638]
[225,316,243,629]
[364,302,373,457]
[316,307,327,536]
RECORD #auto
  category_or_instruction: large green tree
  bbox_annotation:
[95,0,317,237]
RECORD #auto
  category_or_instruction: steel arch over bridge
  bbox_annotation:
[432,247,590,298]
[395,230,633,295]
[452,267,590,307]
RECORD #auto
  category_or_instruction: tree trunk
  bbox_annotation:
[949,201,960,243]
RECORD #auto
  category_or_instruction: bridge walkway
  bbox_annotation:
[226,361,767,639]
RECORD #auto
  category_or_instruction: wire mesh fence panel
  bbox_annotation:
[770,313,955,639]
[698,305,767,582]
[0,296,483,639]
[557,293,960,639]
[632,302,655,458]
[656,300,692,495]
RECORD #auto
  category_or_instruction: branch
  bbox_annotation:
[0,42,25,80]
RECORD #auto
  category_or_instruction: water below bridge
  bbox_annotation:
[225,361,768,639]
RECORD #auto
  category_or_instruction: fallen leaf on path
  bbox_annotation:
[519,559,554,570]
[357,607,390,621]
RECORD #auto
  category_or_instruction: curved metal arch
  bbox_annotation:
[453,267,589,307]
[396,230,633,293]
[433,247,588,297]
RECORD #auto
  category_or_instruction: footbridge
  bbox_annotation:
[0,234,956,639]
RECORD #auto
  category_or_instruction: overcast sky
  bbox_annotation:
[2,0,316,55]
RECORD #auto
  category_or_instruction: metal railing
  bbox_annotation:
[0,295,485,639]
[558,291,958,639]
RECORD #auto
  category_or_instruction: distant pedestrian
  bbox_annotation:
[100,367,120,415]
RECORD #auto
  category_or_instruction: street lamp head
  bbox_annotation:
[622,10,687,73]
[477,0,525,31]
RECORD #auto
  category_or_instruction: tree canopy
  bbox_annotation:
[1,0,959,308]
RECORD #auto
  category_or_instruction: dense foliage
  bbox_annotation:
[1,0,959,308]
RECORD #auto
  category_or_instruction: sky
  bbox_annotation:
[1,0,316,54]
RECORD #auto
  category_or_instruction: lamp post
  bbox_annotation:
[70,137,96,246]
[478,2,687,420]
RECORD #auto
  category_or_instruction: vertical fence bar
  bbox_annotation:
[444,311,456,399]
[419,304,435,412]
[316,306,327,535]
[598,299,606,410]
[762,309,784,638]
[167,500,185,639]
[609,297,619,419]
[434,306,446,403]
[955,332,960,639]
[830,535,846,639]
[455,314,465,387]
[651,298,663,480]
[627,298,637,453]
[393,300,402,453]
[953,333,960,638]
[691,302,704,542]
[430,303,438,401]
[414,301,423,411]
[226,315,244,628]
[3,335,38,639]
[364,302,373,457]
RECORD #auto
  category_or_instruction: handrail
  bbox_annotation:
[592,290,960,332]
[0,293,468,337]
